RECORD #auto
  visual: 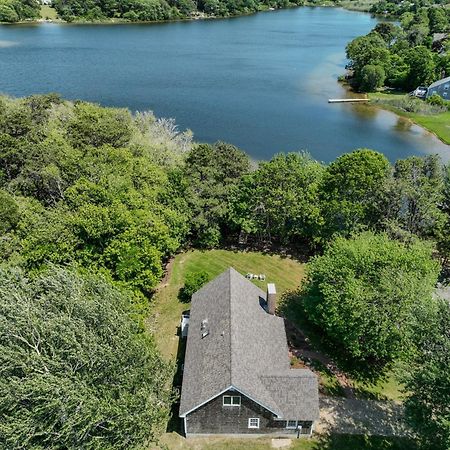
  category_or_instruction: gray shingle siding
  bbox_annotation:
[185,390,313,436]
[426,76,450,100]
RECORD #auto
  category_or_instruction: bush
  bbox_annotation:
[372,95,447,115]
[179,270,210,302]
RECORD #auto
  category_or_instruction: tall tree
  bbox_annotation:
[402,298,450,450]
[183,141,250,248]
[302,232,439,363]
[229,152,324,246]
[0,266,172,450]
[319,149,390,240]
[382,155,445,239]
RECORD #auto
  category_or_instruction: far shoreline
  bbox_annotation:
[0,3,380,27]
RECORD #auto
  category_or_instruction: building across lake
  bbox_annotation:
[426,76,450,101]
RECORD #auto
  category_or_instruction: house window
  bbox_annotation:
[248,418,260,429]
[286,420,300,429]
[223,395,241,406]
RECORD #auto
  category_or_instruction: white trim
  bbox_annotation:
[232,386,281,418]
[223,395,241,406]
[248,418,260,429]
[286,420,299,429]
[180,385,233,417]
[184,416,187,435]
[179,384,281,418]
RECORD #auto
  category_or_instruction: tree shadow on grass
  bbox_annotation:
[279,290,391,385]
[311,434,419,450]
[165,328,186,435]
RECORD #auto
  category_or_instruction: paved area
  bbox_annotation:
[271,438,292,448]
[316,397,411,437]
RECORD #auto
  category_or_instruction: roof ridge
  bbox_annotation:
[229,267,234,388]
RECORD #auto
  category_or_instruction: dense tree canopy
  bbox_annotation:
[403,298,450,450]
[0,266,172,449]
[229,152,324,246]
[345,3,450,92]
[49,0,305,22]
[318,149,390,240]
[2,94,450,447]
[0,95,191,296]
[0,0,39,22]
[302,232,439,363]
[183,141,250,247]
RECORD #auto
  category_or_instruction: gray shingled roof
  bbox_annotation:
[428,76,450,90]
[179,268,319,421]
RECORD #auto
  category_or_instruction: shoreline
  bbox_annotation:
[339,80,450,146]
[0,3,377,26]
[367,93,450,146]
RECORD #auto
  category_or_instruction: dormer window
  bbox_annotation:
[223,395,241,406]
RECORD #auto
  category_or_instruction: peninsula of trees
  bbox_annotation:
[345,0,450,92]
[1,94,449,449]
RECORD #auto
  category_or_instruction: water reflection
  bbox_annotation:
[0,8,449,162]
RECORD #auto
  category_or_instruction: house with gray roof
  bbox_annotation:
[426,76,450,100]
[179,267,319,437]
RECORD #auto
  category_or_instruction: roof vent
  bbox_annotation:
[201,319,209,338]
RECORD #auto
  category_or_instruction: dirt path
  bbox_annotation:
[157,257,175,290]
[284,319,356,399]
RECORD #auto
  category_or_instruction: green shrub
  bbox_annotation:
[179,270,210,302]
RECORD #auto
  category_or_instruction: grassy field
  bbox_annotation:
[154,432,417,449]
[338,0,377,12]
[149,249,305,361]
[40,5,58,20]
[368,92,450,145]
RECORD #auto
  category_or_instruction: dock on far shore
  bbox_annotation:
[328,98,369,103]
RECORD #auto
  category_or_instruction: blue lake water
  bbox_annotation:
[0,8,449,162]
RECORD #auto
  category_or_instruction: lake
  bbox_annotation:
[0,8,449,162]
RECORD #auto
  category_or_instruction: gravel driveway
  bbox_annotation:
[316,397,412,437]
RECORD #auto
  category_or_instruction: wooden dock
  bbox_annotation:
[328,98,369,103]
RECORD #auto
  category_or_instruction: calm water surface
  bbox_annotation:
[0,8,449,161]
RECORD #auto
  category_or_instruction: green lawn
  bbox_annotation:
[154,433,417,450]
[40,5,58,20]
[338,0,378,12]
[353,370,404,402]
[149,249,305,361]
[368,92,450,145]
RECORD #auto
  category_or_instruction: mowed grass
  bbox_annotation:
[368,92,450,145]
[149,249,305,361]
[353,370,404,402]
[154,432,417,450]
[40,5,58,19]
[338,0,378,12]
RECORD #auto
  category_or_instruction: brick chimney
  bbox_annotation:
[267,283,276,315]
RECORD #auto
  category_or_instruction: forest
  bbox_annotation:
[0,94,449,449]
[0,0,40,22]
[345,1,450,92]
[0,0,304,22]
